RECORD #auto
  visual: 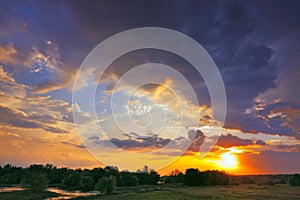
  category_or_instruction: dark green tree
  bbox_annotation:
[62,172,81,190]
[96,176,117,195]
[118,173,139,186]
[21,172,48,192]
[289,174,300,186]
[184,168,200,186]
[80,175,94,191]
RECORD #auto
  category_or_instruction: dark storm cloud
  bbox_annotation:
[78,0,279,122]
[0,0,299,137]
[0,0,87,93]
[248,0,300,42]
[186,131,264,153]
[70,0,292,137]
[0,105,68,133]
[256,140,266,146]
[65,0,297,138]
[111,133,171,149]
[247,101,300,137]
[216,134,253,148]
[0,105,42,129]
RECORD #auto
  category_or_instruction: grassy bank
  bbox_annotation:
[0,190,59,200]
[74,184,300,200]
[1,184,299,200]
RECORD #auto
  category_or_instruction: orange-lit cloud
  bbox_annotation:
[0,44,17,64]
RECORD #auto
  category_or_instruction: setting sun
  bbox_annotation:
[217,152,239,170]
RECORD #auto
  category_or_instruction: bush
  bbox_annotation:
[289,174,300,186]
[62,172,81,189]
[119,173,139,186]
[184,168,200,186]
[80,175,94,191]
[21,172,48,192]
[96,176,117,195]
[1,172,21,184]
[183,169,229,186]
[135,171,160,185]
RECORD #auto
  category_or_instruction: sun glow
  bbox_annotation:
[217,152,239,170]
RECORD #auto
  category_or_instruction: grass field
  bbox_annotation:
[1,184,299,200]
[74,184,300,200]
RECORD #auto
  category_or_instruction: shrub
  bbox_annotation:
[184,168,200,186]
[289,174,300,186]
[21,172,48,192]
[96,176,117,195]
[80,175,94,191]
[183,169,229,186]
[119,173,139,186]
[62,172,81,189]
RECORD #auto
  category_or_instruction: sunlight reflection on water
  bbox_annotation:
[46,188,99,200]
[0,187,99,200]
[0,187,24,192]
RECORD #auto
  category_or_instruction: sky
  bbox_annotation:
[0,0,300,175]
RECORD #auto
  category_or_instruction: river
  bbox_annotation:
[0,186,100,199]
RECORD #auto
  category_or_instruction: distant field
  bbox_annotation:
[76,184,300,200]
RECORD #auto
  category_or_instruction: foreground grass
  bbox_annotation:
[75,184,300,200]
[1,185,299,200]
[0,190,59,200]
[74,190,191,200]
[172,184,300,200]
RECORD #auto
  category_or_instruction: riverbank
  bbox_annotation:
[1,184,299,200]
[0,190,59,200]
[0,187,100,200]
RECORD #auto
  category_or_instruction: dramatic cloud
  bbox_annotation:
[0,44,17,64]
[0,0,299,173]
[0,105,68,133]
[111,133,171,150]
[0,105,41,129]
[216,134,254,148]
[186,130,205,152]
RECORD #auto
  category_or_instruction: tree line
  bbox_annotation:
[162,168,230,186]
[0,164,299,195]
[0,164,159,194]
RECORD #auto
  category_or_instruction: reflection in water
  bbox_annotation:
[0,187,24,192]
[0,187,99,200]
[47,188,99,200]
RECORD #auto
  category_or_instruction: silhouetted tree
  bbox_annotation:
[0,164,22,184]
[184,169,229,186]
[167,169,184,183]
[80,175,94,191]
[289,174,300,186]
[0,163,235,192]
[96,176,117,195]
[135,170,159,185]
[62,172,81,190]
[21,172,48,192]
[118,172,139,186]
[202,170,229,185]
[184,168,201,186]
